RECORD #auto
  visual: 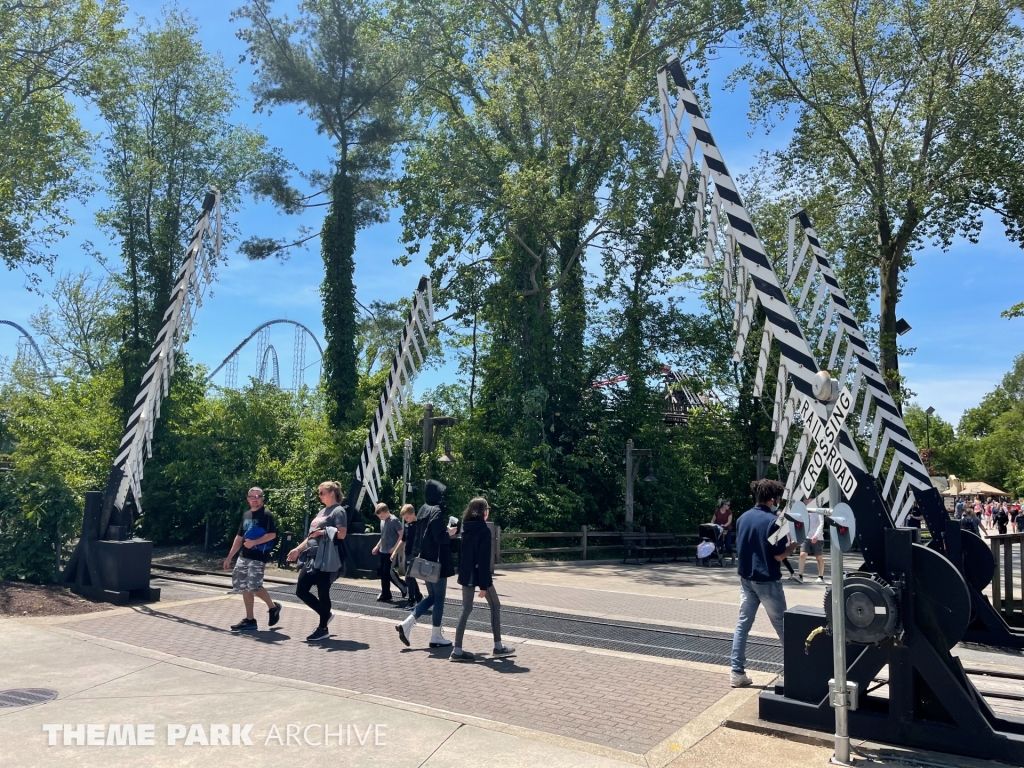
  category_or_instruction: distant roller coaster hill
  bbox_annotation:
[0,319,52,378]
[206,319,323,391]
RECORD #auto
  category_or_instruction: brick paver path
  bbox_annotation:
[68,600,731,754]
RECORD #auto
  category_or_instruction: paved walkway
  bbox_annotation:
[1,590,776,768]
[2,555,1002,768]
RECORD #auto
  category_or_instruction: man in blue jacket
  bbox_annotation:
[731,478,800,688]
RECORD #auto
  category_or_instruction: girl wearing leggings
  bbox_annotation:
[450,498,514,662]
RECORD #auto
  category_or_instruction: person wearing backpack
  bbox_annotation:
[223,487,280,632]
[286,481,348,641]
[450,498,514,662]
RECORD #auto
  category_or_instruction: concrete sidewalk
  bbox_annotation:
[1,591,785,768]
[0,608,643,767]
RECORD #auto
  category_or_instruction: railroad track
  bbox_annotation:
[150,563,784,672]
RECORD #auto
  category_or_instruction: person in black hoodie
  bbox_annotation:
[450,498,514,661]
[396,480,456,648]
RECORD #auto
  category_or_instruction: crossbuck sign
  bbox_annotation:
[796,387,858,500]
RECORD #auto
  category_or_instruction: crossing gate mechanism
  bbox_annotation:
[345,276,434,511]
[62,190,222,605]
[657,54,1024,762]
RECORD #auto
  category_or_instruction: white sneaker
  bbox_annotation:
[429,627,453,647]
[789,573,804,583]
[731,671,753,688]
[815,576,826,584]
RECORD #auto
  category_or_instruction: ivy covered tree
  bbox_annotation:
[395,0,742,493]
[233,0,408,429]
[95,9,284,414]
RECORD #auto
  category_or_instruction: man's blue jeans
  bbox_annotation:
[413,577,447,627]
[731,577,786,674]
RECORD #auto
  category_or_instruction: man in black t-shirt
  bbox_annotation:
[223,487,280,631]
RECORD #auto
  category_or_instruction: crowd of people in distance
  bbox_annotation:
[954,498,1024,537]
[222,479,512,662]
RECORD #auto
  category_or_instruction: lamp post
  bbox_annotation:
[624,439,655,531]
[925,405,935,450]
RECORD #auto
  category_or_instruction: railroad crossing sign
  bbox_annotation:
[796,386,858,500]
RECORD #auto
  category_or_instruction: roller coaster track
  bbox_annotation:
[206,319,323,390]
[0,319,52,377]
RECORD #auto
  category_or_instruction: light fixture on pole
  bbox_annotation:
[643,460,657,484]
[895,318,912,336]
[438,431,456,464]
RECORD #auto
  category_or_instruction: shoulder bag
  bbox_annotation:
[407,556,440,583]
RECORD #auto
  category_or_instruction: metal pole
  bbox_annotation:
[303,487,310,538]
[625,439,634,532]
[402,437,412,507]
[829,471,851,765]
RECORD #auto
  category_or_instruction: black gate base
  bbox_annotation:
[62,491,161,606]
[760,531,1024,765]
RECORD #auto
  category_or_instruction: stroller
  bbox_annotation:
[697,524,726,567]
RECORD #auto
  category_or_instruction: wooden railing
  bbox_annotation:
[492,525,698,563]
[990,532,1024,628]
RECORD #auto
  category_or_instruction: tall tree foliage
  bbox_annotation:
[737,0,1024,399]
[29,271,120,376]
[396,0,741,482]
[233,0,407,429]
[95,10,282,413]
[0,0,124,280]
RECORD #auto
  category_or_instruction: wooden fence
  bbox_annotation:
[492,525,698,564]
[990,532,1024,628]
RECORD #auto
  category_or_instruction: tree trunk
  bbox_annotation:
[321,166,359,429]
[552,229,587,449]
[878,252,901,403]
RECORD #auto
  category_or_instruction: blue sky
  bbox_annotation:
[1,2,1022,426]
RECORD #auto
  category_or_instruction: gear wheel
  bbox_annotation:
[824,572,900,645]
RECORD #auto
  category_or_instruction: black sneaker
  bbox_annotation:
[268,602,281,627]
[492,644,516,657]
[450,650,476,662]
[231,618,257,631]
[376,595,393,603]
[306,626,329,641]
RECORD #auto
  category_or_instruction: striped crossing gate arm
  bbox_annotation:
[656,56,867,529]
[105,190,220,529]
[354,277,434,510]
[787,211,930,525]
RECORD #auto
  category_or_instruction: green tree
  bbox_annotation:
[94,10,284,413]
[0,0,124,279]
[0,364,122,581]
[942,353,1024,495]
[737,0,1024,399]
[29,271,120,375]
[233,0,408,429]
[396,0,740,475]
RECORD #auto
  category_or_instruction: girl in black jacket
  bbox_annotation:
[450,497,514,662]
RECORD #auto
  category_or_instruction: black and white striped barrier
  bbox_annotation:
[786,210,930,524]
[657,56,867,526]
[354,276,434,509]
[109,190,220,519]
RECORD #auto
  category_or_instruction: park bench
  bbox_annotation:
[621,531,686,565]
